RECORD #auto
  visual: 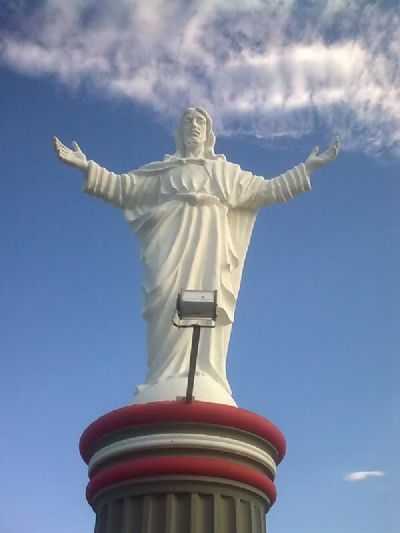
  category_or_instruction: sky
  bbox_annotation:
[0,1,398,532]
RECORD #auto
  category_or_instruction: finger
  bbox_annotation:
[72,140,82,153]
[53,138,71,161]
[53,139,66,158]
[53,136,62,150]
[312,145,320,155]
[53,136,68,151]
[331,137,341,155]
[325,143,339,160]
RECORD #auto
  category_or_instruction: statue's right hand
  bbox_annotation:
[53,136,88,171]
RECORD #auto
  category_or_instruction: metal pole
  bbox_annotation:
[186,325,201,402]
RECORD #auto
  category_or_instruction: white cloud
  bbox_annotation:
[1,0,400,155]
[344,470,385,482]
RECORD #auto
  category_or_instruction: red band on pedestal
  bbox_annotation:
[86,455,277,504]
[80,401,286,464]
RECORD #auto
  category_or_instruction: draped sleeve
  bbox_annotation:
[83,160,158,209]
[233,163,311,210]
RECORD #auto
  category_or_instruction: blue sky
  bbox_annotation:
[0,1,399,532]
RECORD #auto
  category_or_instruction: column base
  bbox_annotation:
[80,401,286,533]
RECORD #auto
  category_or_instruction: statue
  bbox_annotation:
[54,107,340,405]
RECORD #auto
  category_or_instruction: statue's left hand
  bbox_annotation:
[304,137,341,175]
[53,136,88,171]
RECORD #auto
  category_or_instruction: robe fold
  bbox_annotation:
[84,156,311,398]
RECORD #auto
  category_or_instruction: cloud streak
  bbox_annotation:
[344,470,385,482]
[1,0,400,155]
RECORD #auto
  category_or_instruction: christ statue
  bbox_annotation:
[54,107,339,405]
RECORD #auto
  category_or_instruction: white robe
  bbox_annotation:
[84,156,311,402]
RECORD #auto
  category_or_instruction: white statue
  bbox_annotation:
[54,107,340,406]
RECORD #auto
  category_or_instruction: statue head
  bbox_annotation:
[173,107,221,159]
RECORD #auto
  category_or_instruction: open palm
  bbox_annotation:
[53,136,88,171]
[305,137,341,174]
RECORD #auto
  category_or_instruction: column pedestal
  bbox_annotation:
[80,401,286,533]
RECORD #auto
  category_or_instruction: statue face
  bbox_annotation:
[182,109,207,150]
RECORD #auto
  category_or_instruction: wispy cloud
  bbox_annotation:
[344,470,385,482]
[1,0,400,155]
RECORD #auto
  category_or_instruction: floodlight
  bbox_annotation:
[173,289,218,401]
[174,289,217,328]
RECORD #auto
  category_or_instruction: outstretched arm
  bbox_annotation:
[238,137,341,209]
[53,136,148,209]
